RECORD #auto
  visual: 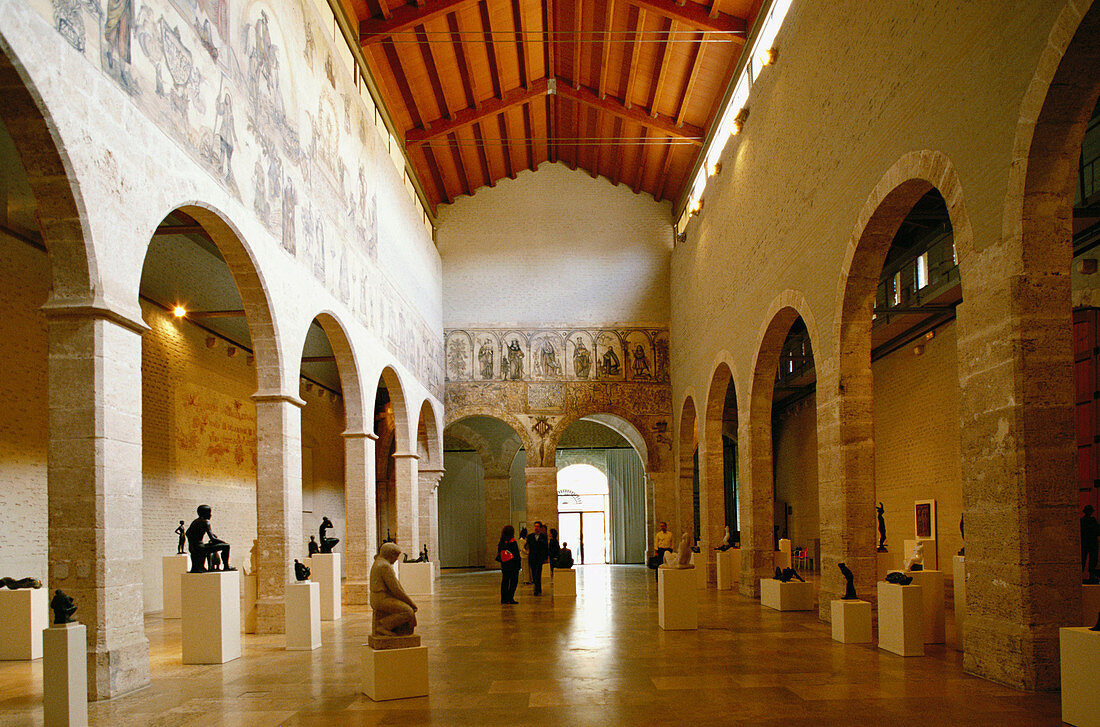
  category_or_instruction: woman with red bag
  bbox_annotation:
[496,525,521,604]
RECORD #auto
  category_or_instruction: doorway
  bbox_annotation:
[558,510,607,564]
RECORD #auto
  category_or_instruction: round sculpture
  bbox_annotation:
[185,504,234,573]
[370,543,418,638]
[294,559,310,581]
[838,562,857,599]
[50,590,77,624]
[885,570,913,586]
[319,516,340,553]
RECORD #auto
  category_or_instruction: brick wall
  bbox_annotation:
[773,393,819,550]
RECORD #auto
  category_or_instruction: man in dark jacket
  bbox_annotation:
[527,521,549,595]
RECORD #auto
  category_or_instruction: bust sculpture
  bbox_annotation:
[294,559,310,581]
[369,543,418,643]
[662,533,695,568]
[0,577,42,589]
[838,562,857,599]
[877,503,888,551]
[175,520,186,554]
[185,504,234,573]
[885,570,913,586]
[319,516,340,553]
[774,567,805,583]
[556,543,574,569]
[904,541,925,572]
[50,590,77,624]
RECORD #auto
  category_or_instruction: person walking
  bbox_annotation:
[496,525,521,604]
[527,521,549,595]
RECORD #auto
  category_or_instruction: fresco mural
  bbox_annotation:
[32,0,442,397]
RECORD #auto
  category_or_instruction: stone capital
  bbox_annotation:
[252,390,308,408]
[392,451,421,460]
[342,430,379,440]
[41,296,150,335]
[418,467,445,491]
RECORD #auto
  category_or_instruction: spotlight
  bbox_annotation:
[732,107,750,135]
[761,47,778,66]
[707,162,722,178]
[173,305,187,318]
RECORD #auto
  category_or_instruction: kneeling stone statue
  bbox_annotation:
[369,543,420,649]
[661,533,695,569]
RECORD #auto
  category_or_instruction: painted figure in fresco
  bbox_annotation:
[104,0,133,73]
[601,346,621,377]
[538,340,561,377]
[478,339,494,379]
[631,344,651,379]
[505,339,524,380]
[573,339,591,379]
[213,91,236,182]
[281,180,297,254]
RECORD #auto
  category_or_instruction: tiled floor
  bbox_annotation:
[0,565,1062,725]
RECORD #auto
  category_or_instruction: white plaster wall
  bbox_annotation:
[438,163,674,328]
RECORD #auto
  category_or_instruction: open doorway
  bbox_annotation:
[557,463,610,564]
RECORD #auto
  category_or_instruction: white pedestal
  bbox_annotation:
[953,555,966,649]
[285,581,321,651]
[903,538,938,570]
[399,561,435,595]
[657,567,698,630]
[1060,627,1100,727]
[877,582,924,657]
[161,554,189,619]
[0,587,48,660]
[181,571,241,664]
[242,573,257,634]
[716,549,741,591]
[831,600,872,644]
[689,552,707,589]
[553,569,576,597]
[43,623,87,727]
[362,645,429,701]
[1082,584,1100,627]
[309,553,342,621]
[906,569,945,644]
[876,550,895,577]
[760,578,814,611]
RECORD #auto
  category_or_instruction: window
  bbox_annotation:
[917,252,929,289]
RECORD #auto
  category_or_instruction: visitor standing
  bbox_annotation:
[518,527,529,584]
[653,521,674,581]
[496,525,521,604]
[527,521,549,595]
[548,527,561,574]
[1083,505,1100,584]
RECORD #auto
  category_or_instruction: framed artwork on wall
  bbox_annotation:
[914,499,937,539]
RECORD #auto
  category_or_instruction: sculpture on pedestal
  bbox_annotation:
[556,543,574,569]
[662,533,694,568]
[838,562,857,599]
[0,577,42,589]
[308,536,320,555]
[50,590,77,624]
[403,545,429,563]
[175,520,186,554]
[185,504,234,573]
[383,529,396,544]
[877,503,888,551]
[885,571,913,586]
[904,541,924,572]
[319,516,340,553]
[774,567,805,583]
[958,514,965,556]
[370,543,418,639]
[294,559,310,581]
[714,527,733,551]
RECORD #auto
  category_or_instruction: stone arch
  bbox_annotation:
[544,407,656,471]
[702,357,740,557]
[373,364,411,453]
[446,406,539,459]
[309,310,366,433]
[677,394,698,540]
[0,40,98,308]
[416,398,444,469]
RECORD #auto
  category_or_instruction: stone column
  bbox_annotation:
[484,472,512,568]
[343,430,377,604]
[45,305,150,699]
[252,393,305,634]
[697,434,725,584]
[648,469,677,549]
[418,467,444,563]
[524,466,558,531]
[393,452,420,552]
[738,418,773,598]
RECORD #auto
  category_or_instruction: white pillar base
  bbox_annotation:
[688,552,707,589]
[658,567,698,630]
[399,562,434,595]
[362,645,429,701]
[285,581,321,651]
[891,569,944,643]
[161,555,189,619]
[877,581,924,657]
[716,549,740,590]
[830,600,872,644]
[0,587,48,660]
[309,553,342,621]
[953,555,966,649]
[1060,627,1100,727]
[242,573,257,634]
[553,569,576,598]
[760,579,814,611]
[181,571,241,664]
[1082,584,1100,627]
[43,623,87,727]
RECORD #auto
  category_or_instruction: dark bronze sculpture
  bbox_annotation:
[877,503,888,551]
[0,577,42,589]
[556,544,574,569]
[774,567,805,583]
[294,559,310,581]
[839,562,857,599]
[307,536,319,555]
[319,516,340,553]
[175,520,186,554]
[185,504,234,573]
[885,571,913,586]
[382,529,396,544]
[50,590,77,624]
[403,545,429,563]
[958,514,965,556]
[1091,611,1100,632]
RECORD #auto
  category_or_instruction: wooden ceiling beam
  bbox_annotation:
[471,121,494,186]
[448,132,472,196]
[545,0,557,161]
[623,7,646,108]
[546,93,557,163]
[448,11,481,110]
[608,116,624,185]
[498,111,517,179]
[381,38,428,129]
[632,127,648,193]
[628,0,746,37]
[522,102,536,171]
[479,0,504,98]
[377,0,393,21]
[361,0,473,44]
[511,0,532,89]
[590,107,603,179]
[422,144,451,204]
[569,96,581,170]
[654,142,674,201]
[649,19,675,117]
[415,24,453,120]
[597,0,615,98]
[555,79,704,144]
[675,31,706,126]
[406,79,548,144]
[572,0,583,88]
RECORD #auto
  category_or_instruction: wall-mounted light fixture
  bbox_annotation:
[761,47,779,66]
[205,336,217,348]
[732,107,750,135]
[173,305,187,318]
[707,161,722,178]
[226,346,237,357]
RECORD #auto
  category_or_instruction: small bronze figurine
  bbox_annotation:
[839,562,857,600]
[877,503,888,551]
[175,520,186,554]
[885,571,913,586]
[185,504,234,573]
[294,559,310,581]
[775,567,804,583]
[319,516,340,553]
[0,577,42,589]
[50,590,77,624]
[308,536,320,555]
